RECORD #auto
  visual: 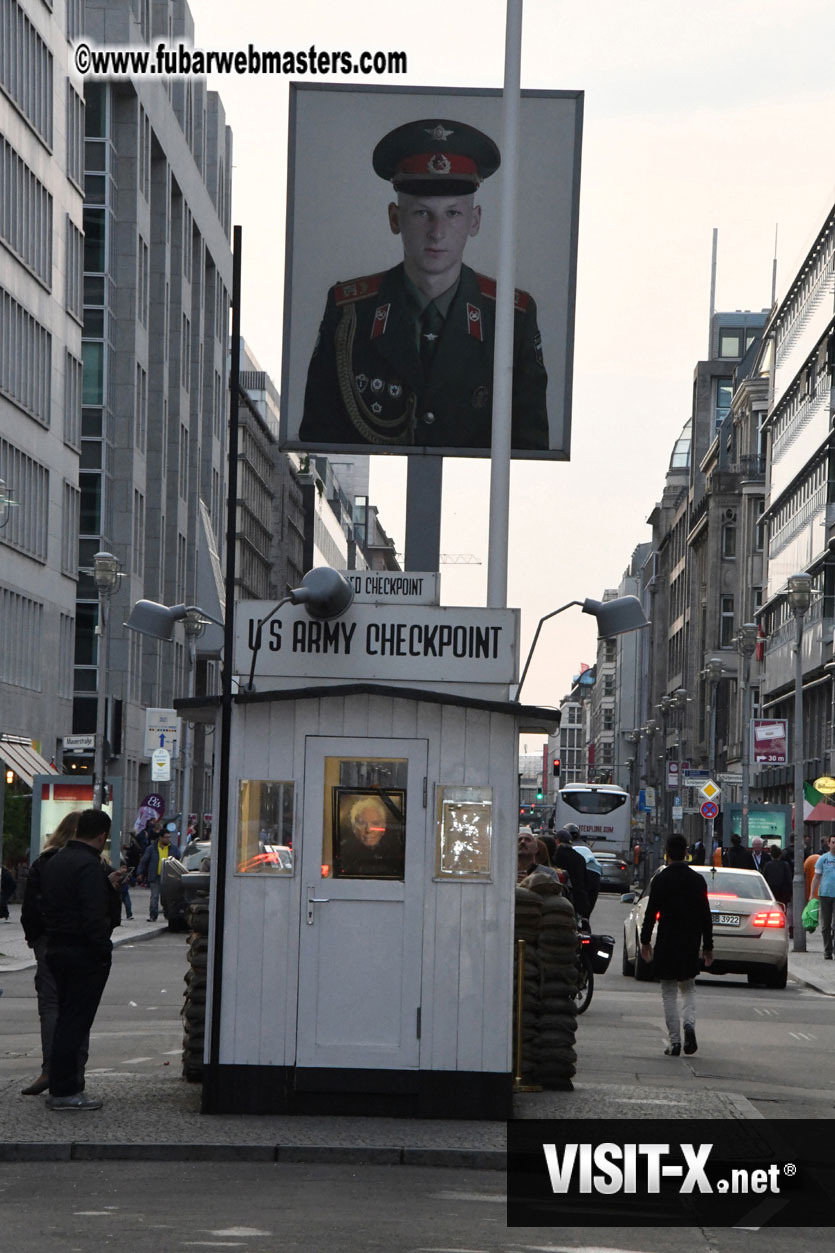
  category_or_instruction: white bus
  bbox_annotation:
[553,783,631,852]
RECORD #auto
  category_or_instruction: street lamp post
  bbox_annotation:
[788,573,813,953]
[180,609,207,840]
[657,694,674,835]
[737,624,758,849]
[92,552,121,810]
[673,688,690,834]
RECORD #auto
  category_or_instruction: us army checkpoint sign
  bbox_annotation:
[235,601,519,685]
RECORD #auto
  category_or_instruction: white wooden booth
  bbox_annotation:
[185,680,555,1119]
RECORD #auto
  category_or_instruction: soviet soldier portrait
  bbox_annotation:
[298,117,549,451]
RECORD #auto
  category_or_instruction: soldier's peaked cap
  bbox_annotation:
[373,118,500,196]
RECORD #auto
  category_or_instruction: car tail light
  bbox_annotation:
[580,935,591,946]
[751,910,786,928]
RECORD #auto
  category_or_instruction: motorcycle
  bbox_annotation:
[574,917,615,1014]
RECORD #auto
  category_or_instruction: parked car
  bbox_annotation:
[160,840,211,930]
[593,851,632,892]
[621,865,789,988]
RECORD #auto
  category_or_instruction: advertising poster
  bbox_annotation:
[752,719,788,765]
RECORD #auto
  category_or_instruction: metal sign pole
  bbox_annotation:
[486,0,523,611]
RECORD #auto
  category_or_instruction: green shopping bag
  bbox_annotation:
[801,896,820,933]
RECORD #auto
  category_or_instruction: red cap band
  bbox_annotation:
[394,152,480,180]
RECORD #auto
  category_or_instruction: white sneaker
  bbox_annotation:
[47,1092,103,1110]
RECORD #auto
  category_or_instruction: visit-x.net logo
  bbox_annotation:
[507,1120,829,1227]
[544,1141,787,1196]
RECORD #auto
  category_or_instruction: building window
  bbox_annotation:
[66,84,84,189]
[0,286,52,424]
[720,595,735,647]
[718,328,743,358]
[62,480,79,575]
[0,136,52,286]
[0,586,43,689]
[134,363,147,452]
[721,522,736,559]
[64,352,82,448]
[0,0,54,146]
[66,216,84,320]
[715,377,733,430]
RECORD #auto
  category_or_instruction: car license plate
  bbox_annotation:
[712,912,740,926]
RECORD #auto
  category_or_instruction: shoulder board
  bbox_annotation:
[333,274,385,307]
[474,273,531,312]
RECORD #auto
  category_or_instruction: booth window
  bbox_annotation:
[322,756,407,880]
[435,785,493,880]
[237,780,295,874]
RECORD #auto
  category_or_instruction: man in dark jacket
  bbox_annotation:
[763,843,793,918]
[552,829,592,919]
[640,834,714,1057]
[40,809,122,1110]
[724,833,755,870]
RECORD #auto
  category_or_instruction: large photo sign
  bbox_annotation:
[280,84,583,460]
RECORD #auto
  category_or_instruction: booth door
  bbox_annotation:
[296,736,427,1071]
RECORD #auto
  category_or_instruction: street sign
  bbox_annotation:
[717,773,742,787]
[699,779,721,802]
[682,769,710,787]
[672,802,683,821]
[342,571,440,605]
[700,800,719,820]
[144,708,180,758]
[62,734,95,751]
[151,748,171,781]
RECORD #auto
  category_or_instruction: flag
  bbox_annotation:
[804,781,824,821]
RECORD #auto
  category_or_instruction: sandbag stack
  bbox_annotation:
[513,885,543,1085]
[182,899,209,1082]
[514,873,579,1090]
[536,893,579,1088]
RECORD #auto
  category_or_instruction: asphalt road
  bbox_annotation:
[579,892,834,1120]
[0,1159,831,1253]
[2,894,833,1250]
[2,927,188,1091]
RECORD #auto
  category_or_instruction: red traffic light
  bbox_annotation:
[552,757,561,777]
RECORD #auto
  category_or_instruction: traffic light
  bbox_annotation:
[552,757,561,778]
[536,788,543,800]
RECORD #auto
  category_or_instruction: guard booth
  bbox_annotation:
[179,577,556,1119]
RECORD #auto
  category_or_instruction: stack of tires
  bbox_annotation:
[535,893,579,1089]
[513,885,543,1085]
[182,900,209,1082]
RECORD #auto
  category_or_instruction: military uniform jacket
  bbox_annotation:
[299,263,549,449]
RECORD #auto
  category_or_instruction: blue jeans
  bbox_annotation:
[149,880,161,920]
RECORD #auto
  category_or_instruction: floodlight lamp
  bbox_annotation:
[581,595,649,638]
[125,600,188,642]
[290,567,354,620]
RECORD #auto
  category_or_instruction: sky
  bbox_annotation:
[186,0,835,723]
